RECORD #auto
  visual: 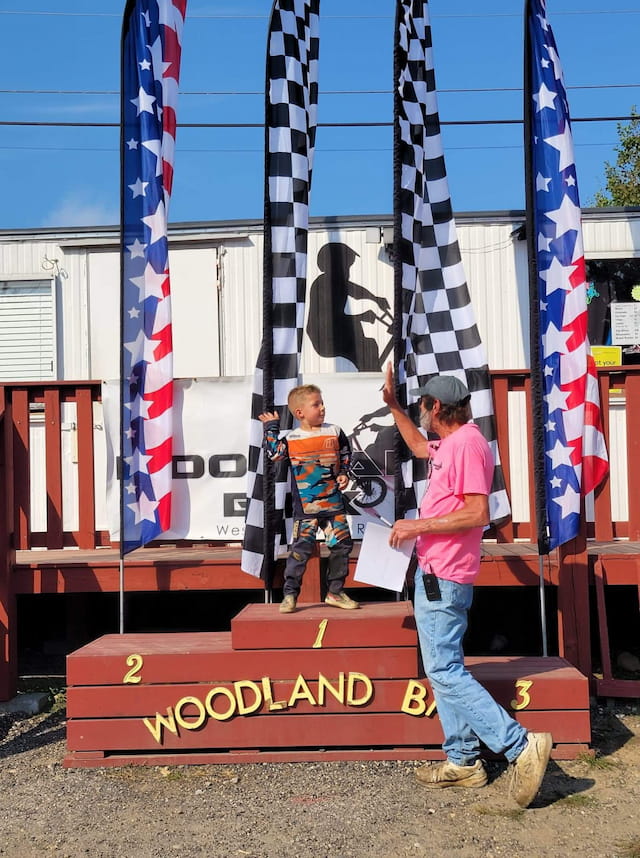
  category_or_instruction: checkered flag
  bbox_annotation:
[241,0,320,580]
[393,0,510,523]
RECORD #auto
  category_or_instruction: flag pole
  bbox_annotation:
[523,0,549,654]
[118,0,136,635]
[260,0,278,602]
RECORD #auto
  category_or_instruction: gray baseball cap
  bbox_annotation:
[409,375,470,405]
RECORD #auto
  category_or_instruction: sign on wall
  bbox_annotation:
[103,375,397,542]
[611,303,640,345]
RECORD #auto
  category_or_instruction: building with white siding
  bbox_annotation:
[1,208,638,538]
[1,208,638,383]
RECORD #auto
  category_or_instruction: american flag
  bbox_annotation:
[120,0,187,554]
[527,0,608,549]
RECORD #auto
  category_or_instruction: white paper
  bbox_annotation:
[353,522,415,593]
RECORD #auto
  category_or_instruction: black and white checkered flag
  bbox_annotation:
[241,0,320,579]
[393,0,510,523]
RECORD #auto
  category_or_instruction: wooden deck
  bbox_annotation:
[3,371,640,702]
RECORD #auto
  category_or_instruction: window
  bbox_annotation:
[586,258,640,365]
[0,278,56,381]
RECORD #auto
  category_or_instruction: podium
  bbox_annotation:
[64,601,590,768]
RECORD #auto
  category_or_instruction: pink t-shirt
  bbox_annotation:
[416,422,494,585]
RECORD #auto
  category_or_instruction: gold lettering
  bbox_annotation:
[312,619,328,648]
[123,653,143,684]
[346,672,373,706]
[287,674,317,707]
[401,679,428,716]
[317,672,345,705]
[261,676,288,710]
[510,679,533,711]
[142,707,178,744]
[205,687,237,721]
[174,696,207,730]
[234,680,263,715]
[261,676,273,704]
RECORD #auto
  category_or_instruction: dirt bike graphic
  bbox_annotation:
[347,410,394,510]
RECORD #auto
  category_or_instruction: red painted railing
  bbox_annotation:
[0,369,639,552]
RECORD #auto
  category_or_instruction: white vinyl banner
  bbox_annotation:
[103,374,398,542]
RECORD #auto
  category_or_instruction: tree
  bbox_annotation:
[593,108,640,206]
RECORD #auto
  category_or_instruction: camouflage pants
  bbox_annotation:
[283,514,353,597]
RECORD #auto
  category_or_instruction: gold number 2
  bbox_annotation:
[510,679,533,711]
[312,619,328,649]
[123,653,143,684]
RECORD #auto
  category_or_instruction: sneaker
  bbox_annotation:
[325,591,359,610]
[279,594,297,614]
[510,732,552,808]
[415,759,487,789]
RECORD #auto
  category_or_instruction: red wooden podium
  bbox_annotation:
[64,601,590,768]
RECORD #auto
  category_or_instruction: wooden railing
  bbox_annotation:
[1,370,639,702]
[0,381,107,551]
[492,366,640,543]
[0,369,639,552]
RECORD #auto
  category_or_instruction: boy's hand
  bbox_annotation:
[336,473,349,491]
[259,410,279,423]
[382,362,399,409]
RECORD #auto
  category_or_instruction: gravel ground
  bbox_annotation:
[1,690,639,858]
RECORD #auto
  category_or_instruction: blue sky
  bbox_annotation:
[0,1,638,229]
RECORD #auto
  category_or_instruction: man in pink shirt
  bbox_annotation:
[382,365,552,809]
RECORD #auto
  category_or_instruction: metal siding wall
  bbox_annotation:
[168,246,221,378]
[583,216,640,258]
[219,235,263,377]
[0,241,89,379]
[87,250,120,381]
[459,222,530,370]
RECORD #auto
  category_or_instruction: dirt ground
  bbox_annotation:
[1,690,639,858]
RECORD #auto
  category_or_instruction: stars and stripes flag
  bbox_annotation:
[393,0,510,524]
[526,0,608,550]
[120,0,187,554]
[241,0,320,579]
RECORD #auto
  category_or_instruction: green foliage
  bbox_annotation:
[594,108,640,206]
[576,750,618,769]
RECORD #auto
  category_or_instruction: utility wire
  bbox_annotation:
[0,141,616,154]
[0,84,639,96]
[0,8,639,17]
[0,116,635,129]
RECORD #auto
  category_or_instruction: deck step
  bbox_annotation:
[65,601,590,767]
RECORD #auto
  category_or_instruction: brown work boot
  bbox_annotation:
[324,591,359,610]
[510,732,552,807]
[279,594,297,614]
[415,759,487,789]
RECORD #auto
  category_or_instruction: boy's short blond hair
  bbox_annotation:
[287,384,321,414]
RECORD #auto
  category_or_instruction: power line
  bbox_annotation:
[0,116,635,129]
[0,8,639,17]
[0,141,617,154]
[1,84,639,97]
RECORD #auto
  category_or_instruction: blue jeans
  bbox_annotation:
[414,571,528,766]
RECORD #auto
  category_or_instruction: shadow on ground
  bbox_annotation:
[0,706,65,759]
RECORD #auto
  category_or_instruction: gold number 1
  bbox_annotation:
[312,619,328,649]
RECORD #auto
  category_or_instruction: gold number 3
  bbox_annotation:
[123,653,144,684]
[511,679,533,711]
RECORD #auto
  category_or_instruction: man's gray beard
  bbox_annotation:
[419,411,431,432]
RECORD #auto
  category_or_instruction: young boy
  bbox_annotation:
[259,384,359,614]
